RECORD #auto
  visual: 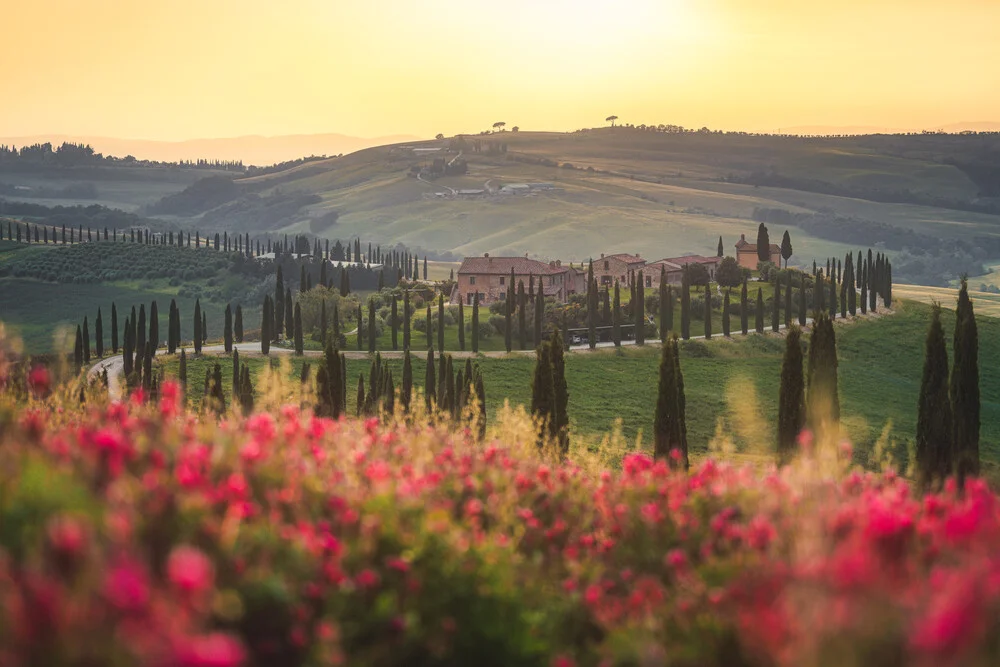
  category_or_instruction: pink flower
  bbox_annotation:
[246,412,276,444]
[47,514,87,558]
[173,632,246,667]
[104,559,150,612]
[355,569,380,589]
[27,365,50,397]
[167,546,214,595]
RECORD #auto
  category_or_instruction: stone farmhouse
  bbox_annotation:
[735,234,781,270]
[453,254,586,306]
[645,255,721,285]
[594,253,646,287]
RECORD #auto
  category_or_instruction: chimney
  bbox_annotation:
[556,260,561,268]
[525,252,529,259]
[740,234,745,242]
[636,253,640,259]
[484,252,490,257]
[600,253,605,259]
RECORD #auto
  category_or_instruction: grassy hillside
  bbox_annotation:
[158,299,1000,479]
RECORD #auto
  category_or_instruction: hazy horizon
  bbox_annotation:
[4,0,999,142]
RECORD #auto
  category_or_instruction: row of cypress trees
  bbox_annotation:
[916,278,980,489]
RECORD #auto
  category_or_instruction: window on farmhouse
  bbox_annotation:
[470,276,476,285]
[500,277,505,286]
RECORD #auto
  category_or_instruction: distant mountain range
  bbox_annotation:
[773,121,1000,136]
[0,133,423,166]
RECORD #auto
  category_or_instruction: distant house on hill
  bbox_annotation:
[735,233,781,270]
[594,253,646,287]
[644,255,721,286]
[454,254,582,305]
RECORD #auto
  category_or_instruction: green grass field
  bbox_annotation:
[156,299,1000,478]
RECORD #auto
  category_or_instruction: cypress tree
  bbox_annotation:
[437,293,445,352]
[437,352,447,409]
[202,311,207,345]
[232,349,240,399]
[828,271,837,318]
[856,251,863,289]
[756,222,770,264]
[137,305,147,359]
[530,340,555,448]
[551,329,569,456]
[860,261,868,315]
[869,261,878,313]
[391,296,399,350]
[475,372,487,439]
[806,313,840,441]
[368,298,377,354]
[359,304,366,351]
[111,302,119,353]
[587,261,597,349]
[472,291,480,353]
[95,308,104,358]
[261,296,271,355]
[885,261,892,307]
[784,270,792,327]
[916,304,952,490]
[654,335,688,469]
[659,268,669,342]
[777,326,805,464]
[403,290,412,350]
[717,235,724,257]
[505,271,514,352]
[179,348,187,389]
[636,270,645,345]
[741,278,749,335]
[680,269,691,340]
[533,281,544,346]
[149,301,159,352]
[426,304,432,350]
[402,349,413,412]
[423,256,428,280]
[518,281,527,350]
[235,305,243,343]
[722,289,731,337]
[425,347,436,409]
[798,273,807,326]
[122,316,133,377]
[612,280,622,346]
[224,305,233,353]
[814,271,824,314]
[952,278,980,484]
[703,284,712,339]
[446,355,456,418]
[295,303,304,354]
[194,300,202,354]
[755,289,764,333]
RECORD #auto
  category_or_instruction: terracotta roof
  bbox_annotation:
[659,255,720,266]
[458,256,560,276]
[604,253,645,264]
[646,259,684,272]
[543,284,562,297]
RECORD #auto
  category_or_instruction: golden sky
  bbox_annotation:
[3,0,998,140]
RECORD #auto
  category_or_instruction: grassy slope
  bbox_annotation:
[220,131,1000,279]
[158,299,1000,477]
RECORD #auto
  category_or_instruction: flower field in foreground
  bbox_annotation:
[1,378,999,667]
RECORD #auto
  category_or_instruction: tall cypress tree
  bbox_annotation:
[612,280,622,346]
[860,261,868,315]
[403,289,410,350]
[82,318,91,364]
[680,269,691,340]
[471,291,480,354]
[402,349,413,412]
[149,301,159,352]
[784,270,792,327]
[111,302,119,353]
[798,273,807,326]
[756,223,770,264]
[551,329,569,456]
[437,293,445,352]
[828,272,837,318]
[722,289,731,337]
[952,278,980,484]
[232,349,240,399]
[193,300,202,354]
[654,336,688,469]
[425,347,436,409]
[777,326,805,464]
[741,278,749,335]
[426,304,433,350]
[917,304,952,489]
[224,304,233,353]
[137,305,147,359]
[235,305,243,343]
[179,348,187,389]
[518,281,527,350]
[530,339,555,449]
[534,281,544,346]
[814,271,824,314]
[806,313,839,441]
[295,303,304,355]
[587,261,597,349]
[703,283,712,339]
[869,260,878,313]
[95,308,104,358]
[122,316,133,377]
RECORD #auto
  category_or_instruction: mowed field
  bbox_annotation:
[156,299,1000,480]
